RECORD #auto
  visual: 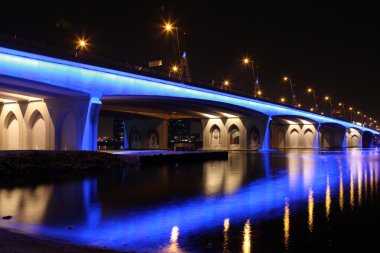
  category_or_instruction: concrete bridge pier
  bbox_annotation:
[123,119,169,150]
[202,117,266,150]
[0,97,102,151]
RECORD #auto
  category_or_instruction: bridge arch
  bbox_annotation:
[3,111,21,150]
[28,109,47,150]
[320,123,346,148]
[129,127,142,149]
[303,128,316,148]
[56,109,78,150]
[270,116,317,149]
[210,124,222,149]
[248,126,260,150]
[228,124,240,149]
[362,131,374,148]
[289,128,300,148]
[147,128,159,149]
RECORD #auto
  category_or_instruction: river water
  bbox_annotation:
[1,149,380,252]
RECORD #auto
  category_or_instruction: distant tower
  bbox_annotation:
[180,51,191,82]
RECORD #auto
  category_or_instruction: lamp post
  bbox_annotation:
[349,107,354,122]
[307,87,319,112]
[283,76,297,107]
[338,102,346,120]
[164,22,181,62]
[164,22,182,80]
[357,111,363,123]
[324,96,334,117]
[243,57,260,97]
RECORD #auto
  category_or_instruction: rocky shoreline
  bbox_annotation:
[0,151,139,186]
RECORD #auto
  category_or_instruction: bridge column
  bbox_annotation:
[81,97,102,151]
[261,116,272,150]
[122,120,129,149]
[160,119,169,150]
[314,124,321,148]
[341,128,348,148]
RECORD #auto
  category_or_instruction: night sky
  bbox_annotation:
[1,2,379,118]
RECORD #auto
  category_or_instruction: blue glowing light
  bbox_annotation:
[0,46,378,135]
[1,150,377,252]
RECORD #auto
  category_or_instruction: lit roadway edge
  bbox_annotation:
[0,46,378,135]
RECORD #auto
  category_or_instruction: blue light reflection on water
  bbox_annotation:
[0,149,379,252]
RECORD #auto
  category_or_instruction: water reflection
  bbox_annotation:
[242,219,251,253]
[203,152,246,196]
[223,218,229,253]
[370,165,374,197]
[358,163,363,206]
[364,168,368,200]
[325,175,331,219]
[308,188,314,233]
[350,168,355,209]
[0,150,379,252]
[339,169,344,211]
[283,198,290,249]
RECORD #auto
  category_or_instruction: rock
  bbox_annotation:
[2,216,12,220]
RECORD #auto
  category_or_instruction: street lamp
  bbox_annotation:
[223,80,230,90]
[75,37,87,58]
[280,97,286,104]
[169,64,179,78]
[283,76,297,107]
[338,102,346,120]
[307,87,319,112]
[243,57,260,97]
[324,96,334,117]
[164,22,181,62]
[357,111,363,123]
[349,107,354,122]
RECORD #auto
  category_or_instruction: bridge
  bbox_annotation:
[0,46,378,151]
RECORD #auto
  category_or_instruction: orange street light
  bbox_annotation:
[171,65,179,72]
[75,37,88,57]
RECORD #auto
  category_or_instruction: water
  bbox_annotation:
[1,149,380,252]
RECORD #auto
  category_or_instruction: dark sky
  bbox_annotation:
[1,2,379,118]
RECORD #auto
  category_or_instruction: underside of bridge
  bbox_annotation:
[99,96,269,150]
[0,75,99,150]
[0,76,378,151]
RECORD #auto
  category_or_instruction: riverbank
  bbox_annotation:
[0,228,127,253]
[112,150,228,163]
[0,150,228,186]
[0,151,139,186]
